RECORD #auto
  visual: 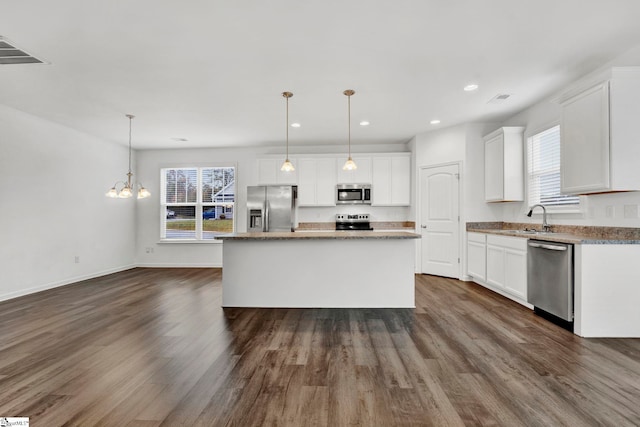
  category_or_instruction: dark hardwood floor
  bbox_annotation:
[1,268,639,426]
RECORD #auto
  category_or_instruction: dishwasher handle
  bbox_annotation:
[528,242,567,251]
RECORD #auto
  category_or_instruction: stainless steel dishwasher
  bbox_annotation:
[527,239,574,327]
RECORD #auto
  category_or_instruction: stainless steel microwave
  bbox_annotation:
[336,184,372,204]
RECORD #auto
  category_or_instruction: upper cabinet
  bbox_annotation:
[559,67,640,194]
[484,127,525,202]
[257,153,410,207]
[257,158,297,185]
[372,155,411,206]
[297,158,337,206]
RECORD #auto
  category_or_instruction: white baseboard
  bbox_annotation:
[135,263,221,268]
[468,279,533,309]
[0,264,136,303]
[0,263,224,303]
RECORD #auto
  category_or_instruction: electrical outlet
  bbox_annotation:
[605,205,614,218]
[623,204,639,219]
[146,247,154,254]
[74,256,80,263]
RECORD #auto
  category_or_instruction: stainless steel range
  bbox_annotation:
[335,213,373,231]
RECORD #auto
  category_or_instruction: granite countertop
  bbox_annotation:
[216,231,421,241]
[467,222,640,244]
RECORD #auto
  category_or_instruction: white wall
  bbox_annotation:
[412,125,466,277]
[413,122,502,278]
[464,123,503,223]
[135,144,412,267]
[0,105,137,301]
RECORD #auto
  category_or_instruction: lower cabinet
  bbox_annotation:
[467,232,487,282]
[467,233,528,303]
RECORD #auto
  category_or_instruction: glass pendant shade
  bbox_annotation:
[137,186,151,199]
[280,158,295,172]
[343,157,358,171]
[342,89,357,171]
[118,186,133,198]
[106,187,118,198]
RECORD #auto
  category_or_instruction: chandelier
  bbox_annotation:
[106,114,150,199]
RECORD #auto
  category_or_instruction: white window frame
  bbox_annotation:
[526,124,581,214]
[160,166,236,242]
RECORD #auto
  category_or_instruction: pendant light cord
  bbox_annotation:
[126,114,134,187]
[128,116,132,174]
[348,94,351,158]
[286,95,289,158]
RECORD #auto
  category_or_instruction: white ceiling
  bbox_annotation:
[2,1,640,150]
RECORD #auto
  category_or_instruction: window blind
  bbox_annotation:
[527,126,579,207]
[161,167,235,240]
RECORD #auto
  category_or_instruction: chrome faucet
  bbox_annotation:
[527,204,550,232]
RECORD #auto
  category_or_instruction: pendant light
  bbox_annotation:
[106,114,151,199]
[280,91,295,172]
[342,89,357,171]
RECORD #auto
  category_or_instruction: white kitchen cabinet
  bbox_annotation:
[336,156,371,184]
[257,158,297,185]
[483,127,524,202]
[485,234,527,300]
[372,154,411,206]
[297,158,337,206]
[504,247,527,300]
[559,67,640,194]
[466,232,486,282]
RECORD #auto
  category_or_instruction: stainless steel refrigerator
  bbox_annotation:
[247,185,297,232]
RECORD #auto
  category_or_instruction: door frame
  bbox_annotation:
[417,161,463,279]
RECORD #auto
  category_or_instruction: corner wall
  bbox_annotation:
[0,105,137,301]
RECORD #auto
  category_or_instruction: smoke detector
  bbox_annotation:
[0,36,46,65]
[487,93,512,104]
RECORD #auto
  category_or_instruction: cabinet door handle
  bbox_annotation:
[528,242,567,251]
[421,225,427,229]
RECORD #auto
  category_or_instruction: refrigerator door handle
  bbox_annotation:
[264,202,269,232]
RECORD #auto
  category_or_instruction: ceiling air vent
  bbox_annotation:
[487,93,512,104]
[0,36,45,65]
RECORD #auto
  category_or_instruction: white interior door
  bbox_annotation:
[420,164,460,278]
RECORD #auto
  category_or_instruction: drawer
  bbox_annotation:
[468,232,487,244]
[487,234,528,251]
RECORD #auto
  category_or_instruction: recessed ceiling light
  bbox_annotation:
[291,123,301,128]
[359,121,370,126]
[430,119,441,125]
[464,84,479,92]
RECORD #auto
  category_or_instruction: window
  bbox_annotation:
[527,125,579,208]
[161,167,235,240]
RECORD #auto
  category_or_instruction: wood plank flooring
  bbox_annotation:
[1,268,639,426]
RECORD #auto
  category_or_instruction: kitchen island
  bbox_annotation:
[217,231,420,308]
